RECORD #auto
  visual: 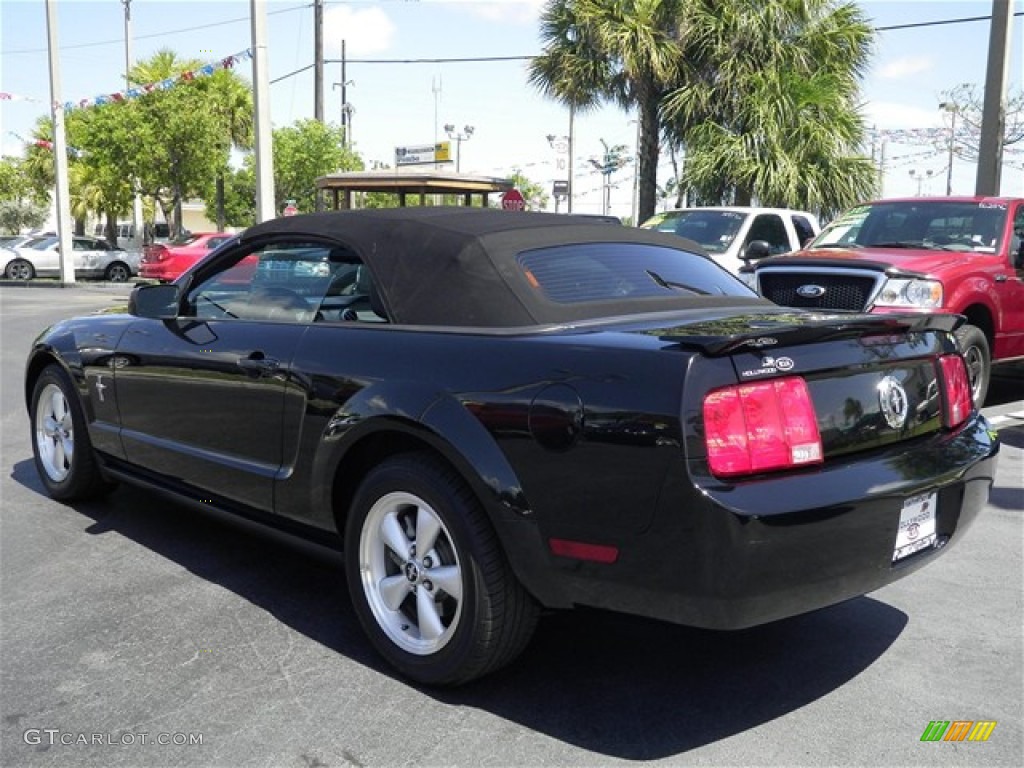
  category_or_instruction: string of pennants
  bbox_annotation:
[0,48,252,114]
[7,130,84,158]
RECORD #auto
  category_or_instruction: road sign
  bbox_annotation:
[501,188,526,211]
[552,180,569,198]
[395,142,451,166]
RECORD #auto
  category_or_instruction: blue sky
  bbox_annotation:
[1,0,1021,219]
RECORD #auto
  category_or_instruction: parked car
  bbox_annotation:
[639,206,820,274]
[2,234,140,281]
[26,208,997,686]
[0,233,51,251]
[140,232,234,281]
[743,196,1024,406]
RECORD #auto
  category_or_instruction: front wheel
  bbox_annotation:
[30,364,115,500]
[345,452,538,686]
[954,324,990,408]
[5,259,35,280]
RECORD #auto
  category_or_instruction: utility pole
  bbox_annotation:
[975,0,1014,195]
[251,0,275,222]
[123,0,144,246]
[314,0,323,123]
[567,104,575,213]
[45,0,74,284]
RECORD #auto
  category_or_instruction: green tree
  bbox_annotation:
[67,103,140,243]
[0,201,48,235]
[195,68,254,230]
[214,165,257,229]
[271,119,361,214]
[530,0,686,225]
[129,50,226,236]
[663,0,877,216]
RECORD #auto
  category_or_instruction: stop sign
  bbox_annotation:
[501,188,526,211]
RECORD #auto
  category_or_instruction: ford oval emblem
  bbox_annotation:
[878,376,909,430]
[796,284,827,298]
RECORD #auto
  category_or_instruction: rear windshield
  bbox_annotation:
[517,243,754,304]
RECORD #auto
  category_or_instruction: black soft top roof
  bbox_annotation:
[241,207,766,327]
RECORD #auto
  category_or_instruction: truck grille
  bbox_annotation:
[758,272,878,311]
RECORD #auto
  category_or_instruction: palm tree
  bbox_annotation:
[662,0,877,216]
[129,50,221,236]
[529,0,687,224]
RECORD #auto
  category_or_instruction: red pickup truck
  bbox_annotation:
[745,197,1024,405]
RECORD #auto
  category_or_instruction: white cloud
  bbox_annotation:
[323,7,396,57]
[439,0,546,25]
[863,100,946,130]
[877,55,933,80]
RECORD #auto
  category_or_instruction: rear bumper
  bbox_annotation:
[525,413,998,629]
[139,263,176,280]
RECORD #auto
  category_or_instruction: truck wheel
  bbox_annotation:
[954,324,990,408]
[345,452,538,686]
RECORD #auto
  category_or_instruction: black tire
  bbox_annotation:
[5,258,35,280]
[104,261,131,282]
[345,452,538,686]
[954,324,991,408]
[30,364,115,501]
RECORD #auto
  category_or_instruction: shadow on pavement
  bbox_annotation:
[10,460,908,760]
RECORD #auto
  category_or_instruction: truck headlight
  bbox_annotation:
[874,278,943,308]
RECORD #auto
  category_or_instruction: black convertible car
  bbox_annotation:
[26,208,998,685]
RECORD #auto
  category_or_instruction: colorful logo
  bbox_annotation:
[920,720,997,742]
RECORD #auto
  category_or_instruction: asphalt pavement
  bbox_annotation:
[0,284,1021,767]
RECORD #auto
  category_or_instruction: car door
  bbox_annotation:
[995,201,1024,358]
[112,239,343,511]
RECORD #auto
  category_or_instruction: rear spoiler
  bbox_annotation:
[651,311,963,357]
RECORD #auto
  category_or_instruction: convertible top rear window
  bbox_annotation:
[517,243,754,304]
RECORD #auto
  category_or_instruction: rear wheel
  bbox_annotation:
[5,259,34,280]
[30,365,115,500]
[345,452,538,686]
[954,324,990,408]
[104,261,131,282]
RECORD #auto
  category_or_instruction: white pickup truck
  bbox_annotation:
[640,206,820,275]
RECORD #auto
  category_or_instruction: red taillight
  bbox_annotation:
[938,354,972,428]
[703,376,823,478]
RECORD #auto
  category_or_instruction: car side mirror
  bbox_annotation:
[129,283,180,318]
[742,240,772,261]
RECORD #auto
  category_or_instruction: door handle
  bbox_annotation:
[237,352,280,373]
[994,274,1008,282]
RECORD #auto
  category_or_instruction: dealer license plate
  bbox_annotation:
[893,492,937,562]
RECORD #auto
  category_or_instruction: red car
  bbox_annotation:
[140,232,234,281]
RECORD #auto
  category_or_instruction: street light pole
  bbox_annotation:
[444,124,474,172]
[939,102,957,195]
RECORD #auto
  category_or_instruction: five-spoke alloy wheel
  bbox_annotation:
[345,452,538,686]
[30,365,114,500]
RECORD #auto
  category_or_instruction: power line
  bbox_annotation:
[875,12,1022,32]
[1,3,310,55]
